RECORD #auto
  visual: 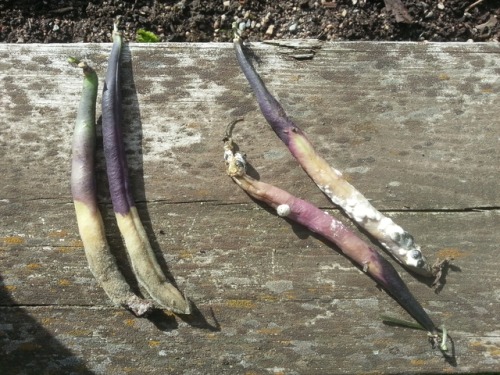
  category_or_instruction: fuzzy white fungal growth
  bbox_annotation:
[344,195,381,224]
[223,149,233,162]
[319,185,345,207]
[321,185,430,274]
[234,152,246,168]
[389,226,406,241]
[377,217,394,232]
[276,204,291,217]
[362,262,369,272]
[223,137,247,177]
[404,248,424,268]
[377,218,405,244]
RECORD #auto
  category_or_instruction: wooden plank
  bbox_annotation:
[0,42,498,209]
[1,42,499,373]
[1,209,499,373]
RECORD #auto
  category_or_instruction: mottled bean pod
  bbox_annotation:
[101,18,190,314]
[70,58,152,316]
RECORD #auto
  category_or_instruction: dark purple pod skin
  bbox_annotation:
[237,175,438,335]
[102,27,134,216]
[233,39,306,146]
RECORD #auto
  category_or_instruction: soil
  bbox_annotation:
[0,0,499,44]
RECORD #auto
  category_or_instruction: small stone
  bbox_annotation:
[437,2,444,10]
[289,23,298,32]
[265,24,274,35]
[238,21,246,31]
[223,0,230,7]
[53,24,60,31]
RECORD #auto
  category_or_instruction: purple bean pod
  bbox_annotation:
[101,18,190,314]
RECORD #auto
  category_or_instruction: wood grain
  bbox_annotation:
[1,42,499,374]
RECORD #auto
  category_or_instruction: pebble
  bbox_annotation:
[289,23,298,32]
[437,3,444,10]
[265,24,274,35]
[53,24,60,31]
[262,12,271,25]
[238,21,246,31]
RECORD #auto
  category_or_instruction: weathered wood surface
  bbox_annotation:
[0,41,499,374]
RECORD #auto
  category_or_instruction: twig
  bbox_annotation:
[465,0,485,14]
